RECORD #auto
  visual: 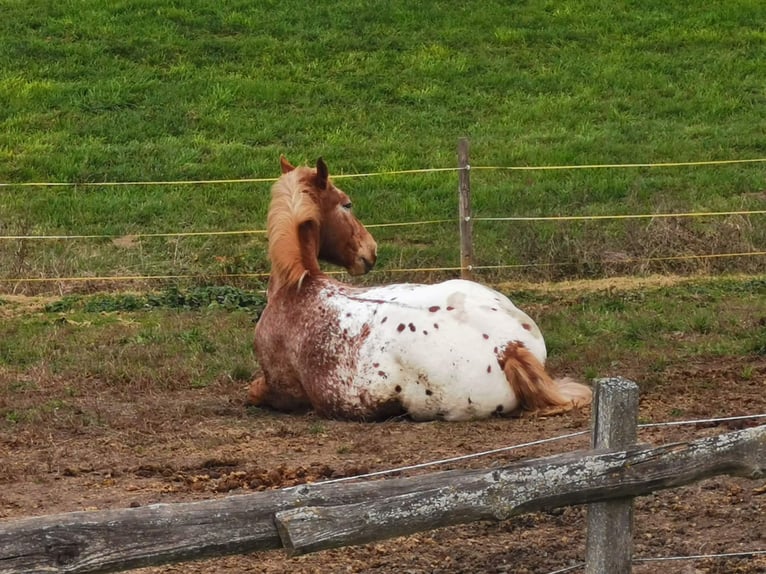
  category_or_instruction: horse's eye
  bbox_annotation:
[342,202,353,210]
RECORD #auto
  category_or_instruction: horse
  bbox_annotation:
[248,157,592,421]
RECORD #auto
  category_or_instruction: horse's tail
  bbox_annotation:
[500,342,592,415]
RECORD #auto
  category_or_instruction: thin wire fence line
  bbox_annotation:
[367,219,455,228]
[0,176,279,188]
[474,208,766,223]
[0,272,272,284]
[0,167,457,188]
[301,411,766,488]
[4,208,766,241]
[474,157,766,171]
[466,251,766,269]
[2,156,766,188]
[633,550,766,563]
[546,550,766,574]
[333,167,458,179]
[0,270,397,284]
[639,412,766,428]
[545,563,583,574]
[0,220,457,240]
[305,430,591,487]
[2,250,765,284]
[0,230,269,240]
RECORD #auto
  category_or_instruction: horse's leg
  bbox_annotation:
[246,371,313,412]
[246,375,269,406]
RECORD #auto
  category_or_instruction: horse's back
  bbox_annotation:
[333,280,548,420]
[352,279,546,359]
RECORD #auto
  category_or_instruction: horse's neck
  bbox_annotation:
[269,220,322,292]
[297,221,322,276]
[269,222,322,291]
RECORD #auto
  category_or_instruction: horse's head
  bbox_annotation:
[278,156,377,276]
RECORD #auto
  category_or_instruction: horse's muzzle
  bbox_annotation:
[348,234,377,275]
[348,254,376,276]
[362,256,375,273]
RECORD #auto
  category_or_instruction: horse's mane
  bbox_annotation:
[267,167,322,290]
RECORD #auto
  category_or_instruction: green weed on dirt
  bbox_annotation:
[514,276,766,393]
[44,285,266,313]
[1,286,262,431]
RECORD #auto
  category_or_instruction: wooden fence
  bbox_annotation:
[1,378,764,574]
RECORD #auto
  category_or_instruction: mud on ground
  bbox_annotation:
[1,351,765,574]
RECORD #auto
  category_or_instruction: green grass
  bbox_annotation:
[1,1,766,291]
[526,276,766,374]
[1,277,764,431]
[44,285,265,313]
[0,300,257,396]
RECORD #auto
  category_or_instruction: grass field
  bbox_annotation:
[2,275,764,423]
[1,1,765,291]
[2,6,766,568]
[2,275,765,573]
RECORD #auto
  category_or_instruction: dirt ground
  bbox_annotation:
[1,348,765,574]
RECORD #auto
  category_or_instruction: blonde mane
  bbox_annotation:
[267,167,322,290]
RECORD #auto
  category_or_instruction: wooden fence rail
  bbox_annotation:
[1,379,764,574]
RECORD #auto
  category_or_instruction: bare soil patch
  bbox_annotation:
[1,285,765,573]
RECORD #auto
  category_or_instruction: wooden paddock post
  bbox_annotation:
[585,377,640,574]
[457,137,473,280]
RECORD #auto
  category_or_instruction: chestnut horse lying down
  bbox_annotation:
[248,157,592,421]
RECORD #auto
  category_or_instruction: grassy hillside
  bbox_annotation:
[1,1,765,292]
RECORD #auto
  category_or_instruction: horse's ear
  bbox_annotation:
[280,155,295,174]
[315,157,329,188]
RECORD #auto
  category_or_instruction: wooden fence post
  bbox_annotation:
[457,137,473,280]
[585,377,639,573]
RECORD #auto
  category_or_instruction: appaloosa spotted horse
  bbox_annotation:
[248,157,592,421]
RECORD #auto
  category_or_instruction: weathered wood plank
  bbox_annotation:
[275,424,765,556]
[0,492,284,574]
[0,479,444,574]
[1,424,763,572]
[585,377,639,574]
